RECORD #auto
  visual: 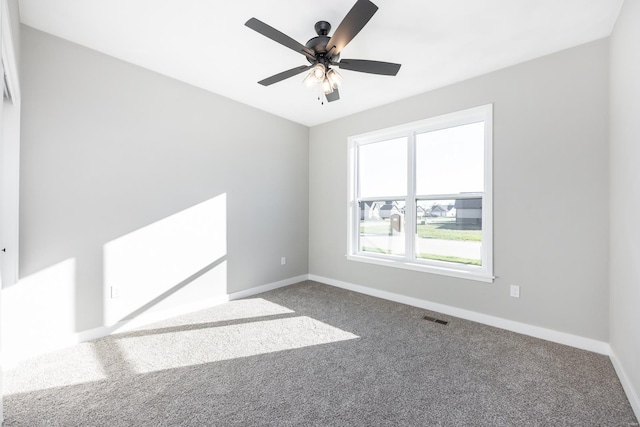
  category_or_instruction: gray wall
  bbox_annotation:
[610,0,640,412]
[15,26,308,338]
[6,15,621,366]
[309,39,610,341]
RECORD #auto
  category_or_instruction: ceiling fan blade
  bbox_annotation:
[326,0,378,56]
[337,59,401,76]
[326,88,340,102]
[245,18,315,59]
[258,65,314,86]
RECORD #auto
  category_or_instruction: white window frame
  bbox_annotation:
[347,104,493,283]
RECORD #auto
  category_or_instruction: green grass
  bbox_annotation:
[417,220,481,241]
[360,219,481,242]
[418,253,481,266]
[361,246,481,266]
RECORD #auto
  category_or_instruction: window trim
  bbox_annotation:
[347,104,494,283]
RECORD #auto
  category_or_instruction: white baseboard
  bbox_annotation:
[2,295,230,369]
[610,347,640,423]
[135,274,634,423]
[4,271,638,422]
[309,274,610,355]
[79,295,231,340]
[2,274,309,369]
[228,274,309,300]
[87,273,307,340]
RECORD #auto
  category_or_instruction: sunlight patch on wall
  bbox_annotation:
[103,194,227,326]
[1,258,76,365]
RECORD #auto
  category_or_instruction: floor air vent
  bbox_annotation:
[422,315,449,325]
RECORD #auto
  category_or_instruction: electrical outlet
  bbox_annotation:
[111,286,121,299]
[510,285,520,298]
[281,257,286,266]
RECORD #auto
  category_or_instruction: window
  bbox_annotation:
[347,104,493,282]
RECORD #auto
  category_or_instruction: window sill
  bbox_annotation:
[346,254,494,283]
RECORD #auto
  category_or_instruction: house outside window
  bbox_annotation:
[347,104,493,282]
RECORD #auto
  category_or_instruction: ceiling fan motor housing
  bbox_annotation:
[305,21,340,64]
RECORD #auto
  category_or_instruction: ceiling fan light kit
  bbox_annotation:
[302,63,326,87]
[326,69,342,87]
[245,0,401,104]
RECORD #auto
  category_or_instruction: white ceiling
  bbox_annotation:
[18,0,623,127]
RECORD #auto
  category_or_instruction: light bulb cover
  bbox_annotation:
[312,63,326,80]
[303,73,318,88]
[326,68,343,89]
[322,77,334,95]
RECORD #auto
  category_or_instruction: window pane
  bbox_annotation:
[416,122,484,195]
[359,200,405,256]
[359,137,407,198]
[415,199,482,266]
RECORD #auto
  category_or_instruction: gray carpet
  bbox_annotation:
[3,281,638,426]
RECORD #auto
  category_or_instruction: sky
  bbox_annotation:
[359,122,484,199]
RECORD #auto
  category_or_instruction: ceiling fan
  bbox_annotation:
[245,0,401,103]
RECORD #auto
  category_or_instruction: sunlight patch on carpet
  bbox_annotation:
[3,344,108,395]
[3,299,358,394]
[116,316,359,374]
